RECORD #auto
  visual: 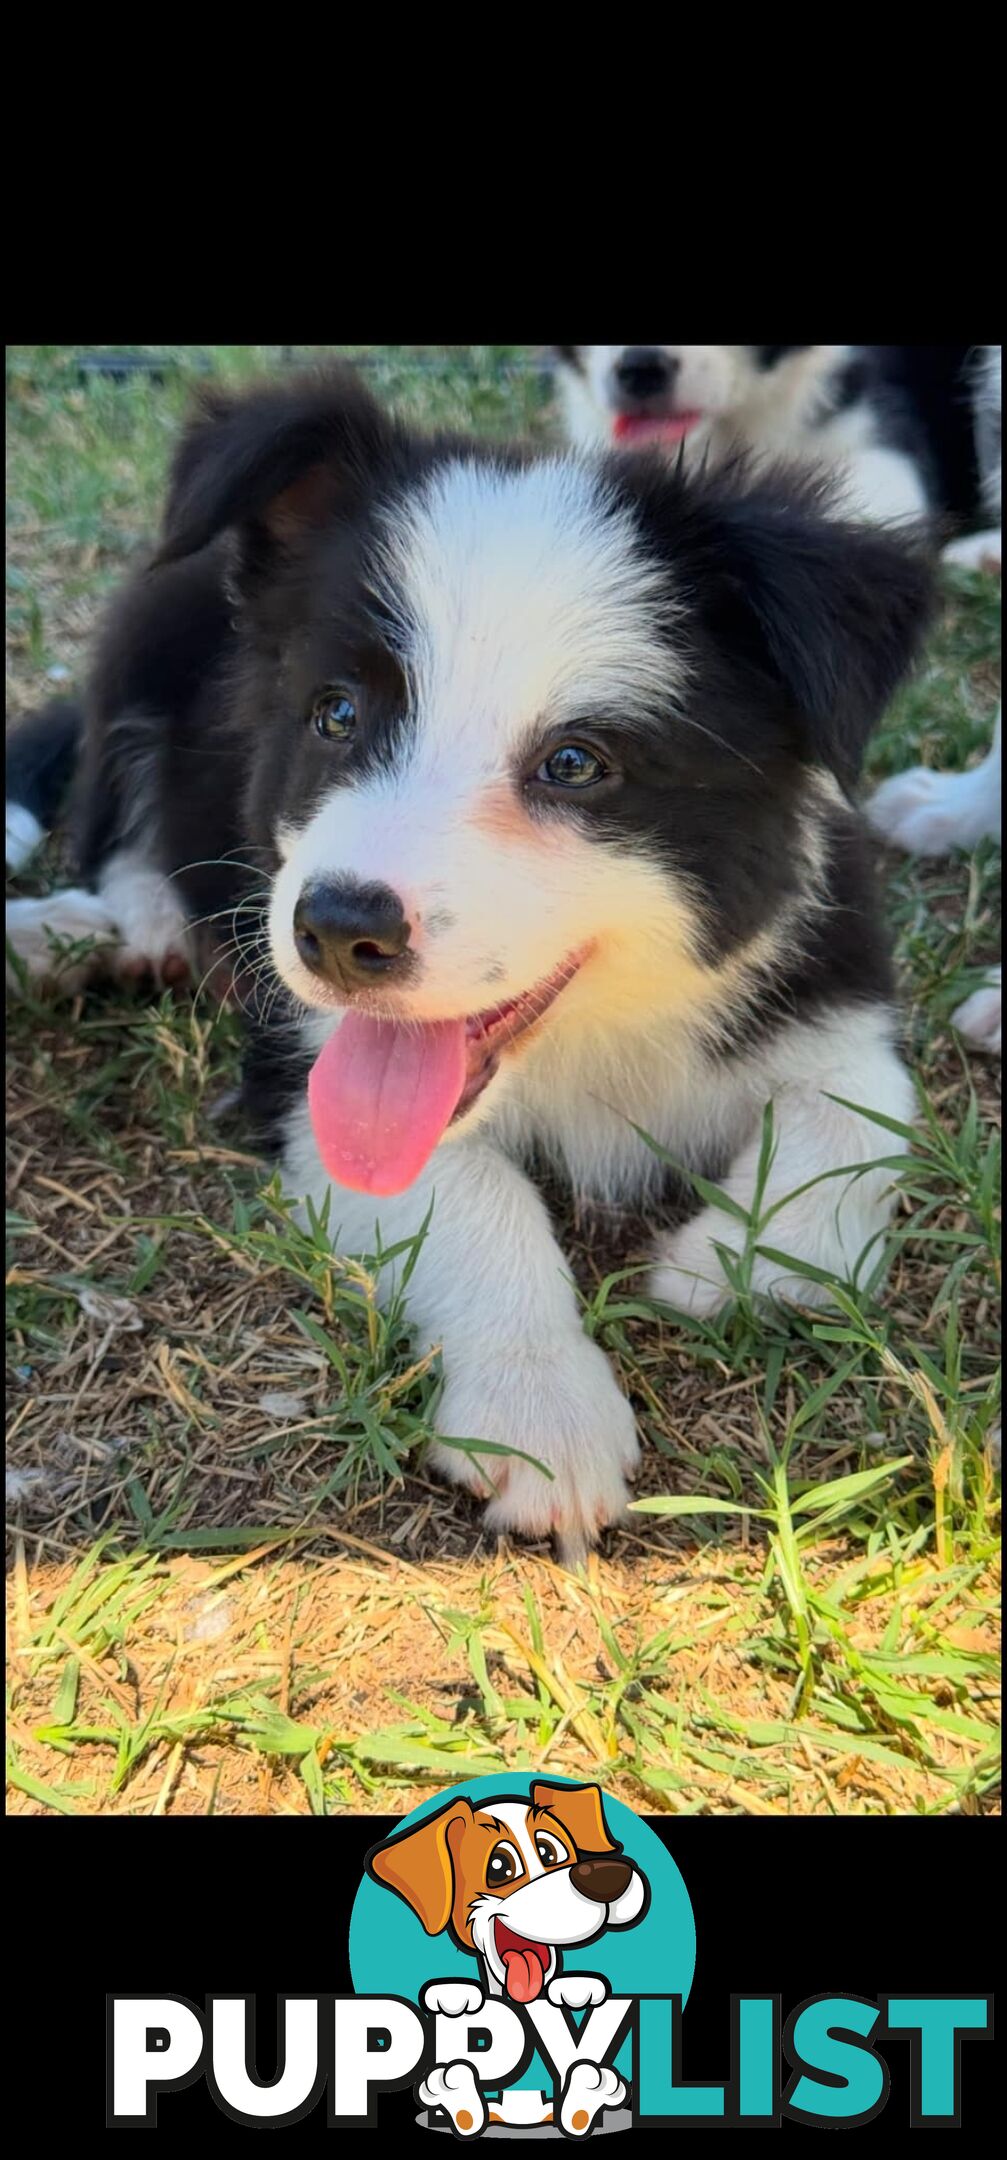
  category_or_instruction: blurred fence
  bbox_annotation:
[71,349,556,386]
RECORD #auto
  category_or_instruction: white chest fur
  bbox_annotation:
[486,1010,757,1204]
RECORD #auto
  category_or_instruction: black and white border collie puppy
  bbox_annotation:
[553,345,932,527]
[5,370,935,1556]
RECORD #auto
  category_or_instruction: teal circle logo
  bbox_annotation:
[350,1776,694,2066]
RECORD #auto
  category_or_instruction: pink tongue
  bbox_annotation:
[307,1014,467,1196]
[612,412,700,445]
[502,1948,546,2005]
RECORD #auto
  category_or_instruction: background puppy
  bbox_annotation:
[552,344,932,525]
[5,369,935,1558]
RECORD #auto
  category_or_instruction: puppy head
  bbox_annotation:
[367,1783,648,1999]
[553,345,836,453]
[157,373,933,1192]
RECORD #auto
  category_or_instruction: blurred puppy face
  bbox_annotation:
[554,344,827,452]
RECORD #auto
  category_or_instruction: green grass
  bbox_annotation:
[5,344,1000,1817]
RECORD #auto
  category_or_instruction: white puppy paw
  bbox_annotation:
[649,1216,738,1318]
[547,1973,609,2010]
[6,862,194,997]
[951,969,1001,1056]
[650,1209,842,1318]
[6,889,119,991]
[98,852,193,989]
[5,802,45,873]
[560,2060,626,2135]
[422,1981,484,2020]
[429,1335,639,1562]
[865,764,998,855]
[418,2060,486,2137]
[942,528,1002,571]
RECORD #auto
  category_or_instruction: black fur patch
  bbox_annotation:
[5,700,83,835]
[240,1000,315,1156]
[552,345,585,374]
[809,348,939,508]
[865,345,986,526]
[517,450,936,986]
[816,357,870,418]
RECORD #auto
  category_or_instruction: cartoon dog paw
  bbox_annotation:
[421,1981,485,2020]
[418,2060,486,2138]
[546,1973,609,2009]
[560,2060,626,2135]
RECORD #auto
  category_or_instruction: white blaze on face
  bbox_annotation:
[375,455,679,748]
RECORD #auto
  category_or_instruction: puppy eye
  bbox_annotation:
[535,1833,569,1867]
[311,690,357,741]
[537,743,607,788]
[487,1841,522,1885]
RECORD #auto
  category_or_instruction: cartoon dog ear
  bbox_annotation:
[156,365,395,572]
[531,1782,620,1855]
[366,1798,474,1936]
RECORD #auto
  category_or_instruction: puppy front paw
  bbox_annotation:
[422,1981,484,2020]
[865,766,991,855]
[649,1210,741,1317]
[951,969,1001,1056]
[98,859,194,991]
[942,529,1002,572]
[650,1212,838,1317]
[5,890,119,992]
[560,2060,627,2135]
[547,1973,609,2009]
[429,1335,639,1562]
[418,2060,486,2138]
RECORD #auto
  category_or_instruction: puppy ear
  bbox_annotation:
[626,462,936,793]
[366,1798,473,1936]
[531,1781,620,1855]
[710,482,935,788]
[156,365,394,568]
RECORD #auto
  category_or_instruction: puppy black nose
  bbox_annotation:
[569,1856,634,1904]
[613,347,677,402]
[293,879,411,993]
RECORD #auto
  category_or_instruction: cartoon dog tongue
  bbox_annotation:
[307,1013,467,1197]
[501,1946,548,2005]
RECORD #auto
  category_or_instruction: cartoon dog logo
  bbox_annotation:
[367,1780,650,2135]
